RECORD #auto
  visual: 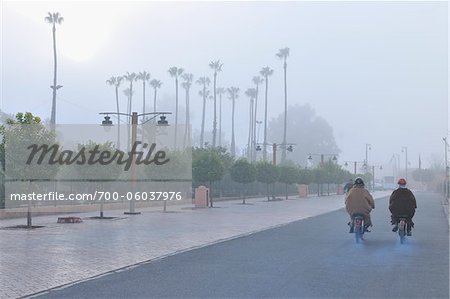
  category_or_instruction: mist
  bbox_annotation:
[2,1,448,174]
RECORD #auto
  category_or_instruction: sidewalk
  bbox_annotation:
[0,191,390,299]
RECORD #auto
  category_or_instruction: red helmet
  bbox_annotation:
[397,178,407,185]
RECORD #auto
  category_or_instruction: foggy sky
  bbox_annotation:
[1,1,448,173]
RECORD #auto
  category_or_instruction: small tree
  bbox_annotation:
[298,168,313,185]
[278,164,299,200]
[192,150,225,207]
[3,112,58,227]
[74,141,122,218]
[230,159,256,204]
[256,161,280,200]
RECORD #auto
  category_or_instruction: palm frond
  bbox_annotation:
[168,67,178,77]
[150,79,163,88]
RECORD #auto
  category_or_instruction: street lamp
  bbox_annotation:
[308,153,338,166]
[371,165,383,191]
[100,111,172,215]
[365,143,371,172]
[401,146,408,180]
[255,142,295,165]
[443,138,449,198]
[344,160,366,175]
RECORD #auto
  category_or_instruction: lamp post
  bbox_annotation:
[344,160,366,175]
[443,138,449,198]
[100,111,171,214]
[371,165,383,191]
[256,142,295,165]
[401,146,408,180]
[365,143,371,173]
[308,153,338,166]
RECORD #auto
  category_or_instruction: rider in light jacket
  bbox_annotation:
[345,177,375,233]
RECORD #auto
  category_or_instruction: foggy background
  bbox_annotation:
[1,1,448,175]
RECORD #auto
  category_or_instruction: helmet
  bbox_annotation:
[397,178,407,185]
[354,177,364,186]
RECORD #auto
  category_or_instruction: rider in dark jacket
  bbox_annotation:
[389,178,417,236]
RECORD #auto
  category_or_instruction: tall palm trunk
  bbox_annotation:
[219,92,223,148]
[142,81,146,122]
[282,59,287,162]
[263,79,268,161]
[50,24,57,126]
[128,81,134,122]
[231,98,236,157]
[153,88,157,113]
[184,87,190,148]
[200,86,206,148]
[212,72,217,147]
[253,84,259,162]
[247,98,254,160]
[127,94,131,151]
[174,77,179,149]
[115,86,121,149]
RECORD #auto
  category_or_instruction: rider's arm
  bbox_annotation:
[410,191,417,209]
[367,192,375,209]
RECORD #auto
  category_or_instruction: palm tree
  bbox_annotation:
[245,88,257,160]
[216,87,226,148]
[123,72,137,122]
[168,67,184,149]
[106,76,123,148]
[149,79,162,113]
[181,73,194,148]
[227,87,239,157]
[45,12,64,126]
[259,67,274,161]
[276,47,290,162]
[123,87,134,151]
[209,60,223,148]
[252,76,264,160]
[137,71,150,122]
[196,77,210,148]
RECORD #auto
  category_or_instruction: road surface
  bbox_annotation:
[39,192,449,298]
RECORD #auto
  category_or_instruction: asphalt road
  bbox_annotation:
[39,192,449,298]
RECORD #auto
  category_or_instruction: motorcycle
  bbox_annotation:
[396,215,409,244]
[352,213,365,243]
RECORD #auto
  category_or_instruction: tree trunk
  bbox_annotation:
[263,78,268,161]
[231,98,235,157]
[50,24,58,126]
[153,88,157,113]
[174,77,178,149]
[209,181,213,207]
[285,183,288,200]
[219,93,222,148]
[253,83,259,162]
[200,85,206,148]
[27,201,32,228]
[184,87,190,148]
[282,60,287,163]
[212,72,217,147]
[247,99,253,160]
[242,183,246,204]
[115,86,121,149]
[142,81,146,122]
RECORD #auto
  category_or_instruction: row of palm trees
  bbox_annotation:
[45,12,290,161]
[105,51,289,158]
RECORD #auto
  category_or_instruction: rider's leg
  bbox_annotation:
[392,215,398,232]
[363,214,372,232]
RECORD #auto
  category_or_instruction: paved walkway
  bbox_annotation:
[0,192,391,299]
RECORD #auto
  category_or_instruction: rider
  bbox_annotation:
[389,178,417,236]
[343,179,354,194]
[345,177,375,233]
